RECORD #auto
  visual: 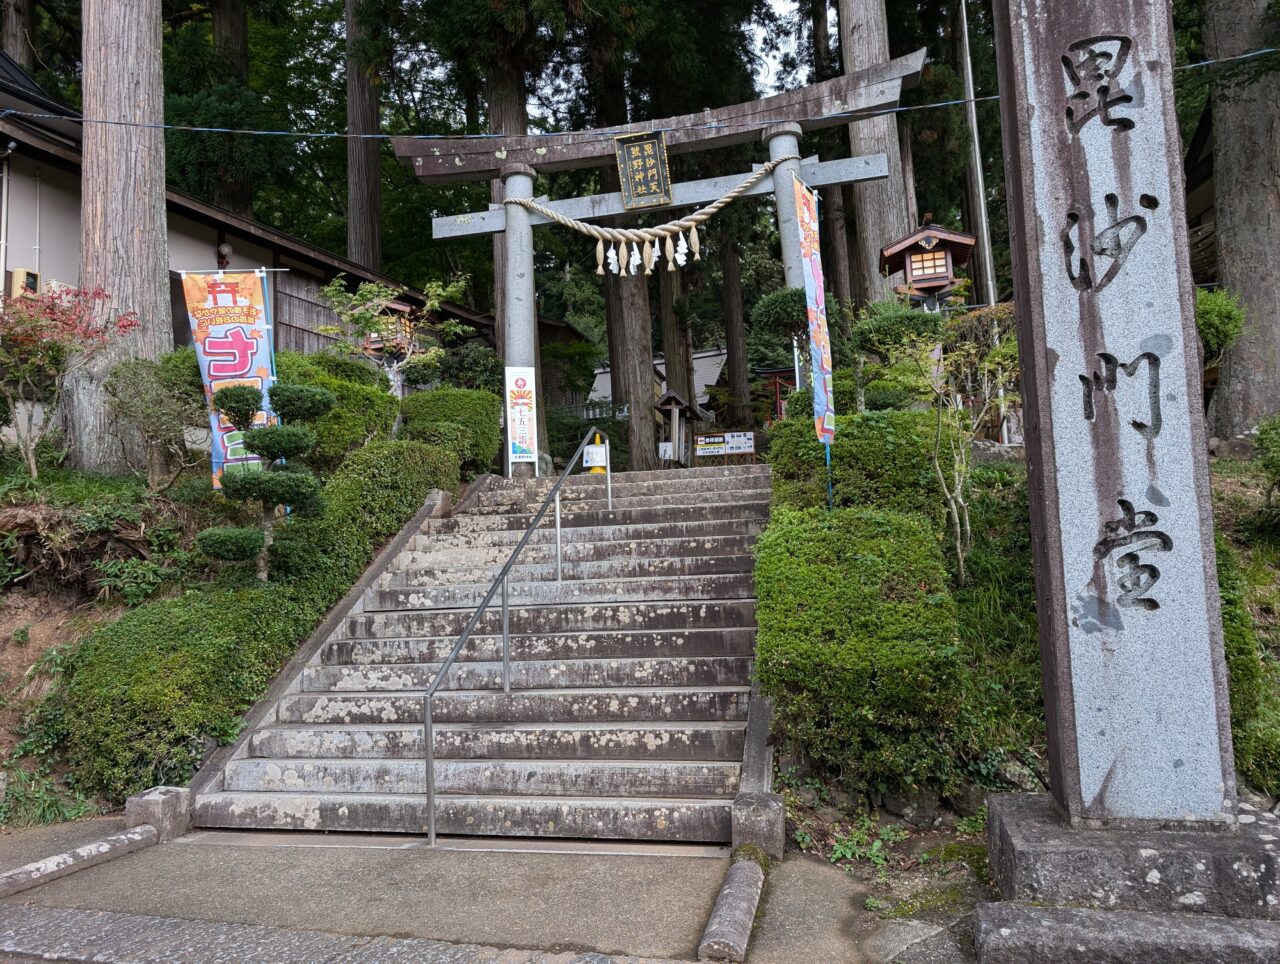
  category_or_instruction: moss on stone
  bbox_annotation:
[731,843,771,873]
[883,882,970,920]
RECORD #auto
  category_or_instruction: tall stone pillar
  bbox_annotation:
[501,164,538,479]
[764,124,804,291]
[977,3,1280,956]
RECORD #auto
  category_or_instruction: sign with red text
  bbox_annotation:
[505,366,539,466]
[183,269,276,487]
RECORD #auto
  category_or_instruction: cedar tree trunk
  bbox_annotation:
[838,0,911,304]
[1206,0,1280,437]
[659,267,695,406]
[345,0,381,270]
[2,0,31,70]
[722,233,753,428]
[212,0,253,214]
[64,0,172,472]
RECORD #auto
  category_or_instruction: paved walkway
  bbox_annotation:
[0,822,974,962]
[0,825,724,961]
[0,905,677,963]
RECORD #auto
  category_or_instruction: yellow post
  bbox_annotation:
[587,431,606,474]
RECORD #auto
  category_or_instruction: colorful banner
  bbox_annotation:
[793,175,836,445]
[182,269,276,487]
[505,366,539,468]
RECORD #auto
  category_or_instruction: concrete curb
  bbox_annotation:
[697,857,766,962]
[0,825,157,899]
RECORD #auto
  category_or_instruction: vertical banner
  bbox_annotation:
[793,175,836,445]
[505,366,539,469]
[183,269,276,487]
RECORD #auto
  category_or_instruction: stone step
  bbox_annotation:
[425,501,769,535]
[473,486,773,513]
[224,758,741,798]
[277,686,751,725]
[395,533,758,570]
[410,518,765,551]
[380,553,755,588]
[193,791,733,841]
[302,655,754,693]
[365,573,755,612]
[324,627,757,666]
[345,599,758,640]
[248,721,748,761]
[484,464,770,492]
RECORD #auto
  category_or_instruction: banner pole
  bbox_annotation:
[825,442,833,512]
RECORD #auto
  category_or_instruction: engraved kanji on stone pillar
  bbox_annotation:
[994,0,1236,826]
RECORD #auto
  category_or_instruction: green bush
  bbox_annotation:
[1257,415,1280,506]
[59,440,459,801]
[269,384,337,424]
[272,351,398,472]
[767,410,947,523]
[400,388,501,472]
[307,373,399,472]
[211,385,261,432]
[404,420,470,463]
[755,506,962,794]
[241,424,316,464]
[438,341,504,395]
[1196,288,1245,363]
[196,526,263,562]
[863,379,916,412]
[309,351,391,391]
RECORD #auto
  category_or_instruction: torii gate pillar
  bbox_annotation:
[501,163,539,477]
[501,163,539,375]
[764,123,805,291]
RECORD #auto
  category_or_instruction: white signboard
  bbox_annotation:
[583,444,608,468]
[657,441,674,461]
[695,432,754,458]
[504,367,538,466]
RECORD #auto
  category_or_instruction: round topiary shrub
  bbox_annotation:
[196,525,264,562]
[863,379,915,411]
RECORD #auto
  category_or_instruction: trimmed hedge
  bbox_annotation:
[306,374,399,471]
[755,506,963,793]
[766,409,947,523]
[309,351,392,392]
[400,387,501,472]
[273,351,398,472]
[59,440,458,801]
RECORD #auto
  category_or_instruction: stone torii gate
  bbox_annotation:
[393,50,924,473]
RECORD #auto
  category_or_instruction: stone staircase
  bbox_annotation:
[192,463,772,842]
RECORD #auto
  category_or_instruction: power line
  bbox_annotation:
[0,46,1273,142]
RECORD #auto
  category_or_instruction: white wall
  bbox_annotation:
[1,156,281,288]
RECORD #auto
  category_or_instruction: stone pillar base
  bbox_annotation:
[977,793,1280,961]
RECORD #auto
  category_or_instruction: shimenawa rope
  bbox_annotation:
[504,154,801,276]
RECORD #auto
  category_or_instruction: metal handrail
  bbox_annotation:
[422,426,612,844]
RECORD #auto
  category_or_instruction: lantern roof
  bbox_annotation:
[879,226,977,275]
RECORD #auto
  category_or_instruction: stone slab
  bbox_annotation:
[988,793,1280,919]
[0,816,124,873]
[697,858,765,962]
[0,904,683,963]
[975,901,1280,963]
[730,792,784,864]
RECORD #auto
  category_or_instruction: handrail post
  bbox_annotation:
[424,693,435,846]
[501,574,510,693]
[554,491,562,582]
[605,437,612,511]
